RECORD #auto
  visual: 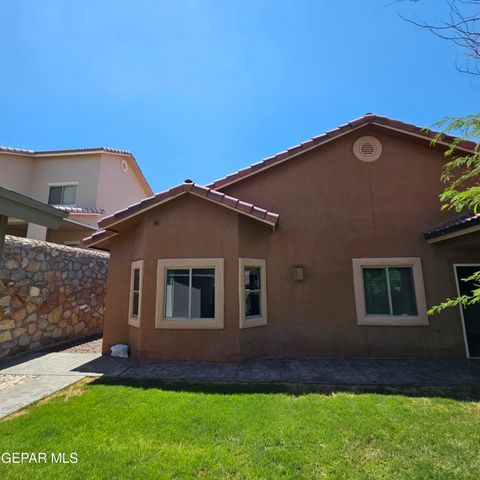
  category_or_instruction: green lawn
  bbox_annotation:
[0,379,479,479]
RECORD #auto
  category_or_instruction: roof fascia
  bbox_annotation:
[101,190,277,233]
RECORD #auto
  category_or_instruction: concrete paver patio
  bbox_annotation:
[0,349,479,418]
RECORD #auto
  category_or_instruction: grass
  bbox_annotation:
[0,379,479,479]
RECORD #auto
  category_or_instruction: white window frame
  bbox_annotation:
[129,260,144,328]
[352,257,428,326]
[155,258,224,329]
[239,258,268,329]
[47,181,78,207]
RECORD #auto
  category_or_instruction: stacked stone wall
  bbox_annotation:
[0,235,109,357]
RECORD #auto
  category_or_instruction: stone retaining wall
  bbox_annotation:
[0,235,109,357]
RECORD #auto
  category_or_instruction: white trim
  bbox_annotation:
[352,257,428,326]
[129,260,144,328]
[453,263,480,359]
[155,258,224,329]
[47,181,79,186]
[426,224,480,244]
[239,258,268,329]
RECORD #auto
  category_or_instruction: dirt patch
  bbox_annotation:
[56,337,103,354]
[0,374,38,391]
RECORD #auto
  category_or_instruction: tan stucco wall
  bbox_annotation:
[103,125,480,361]
[29,154,102,208]
[96,154,151,217]
[103,195,245,360]
[0,153,35,194]
[46,228,94,246]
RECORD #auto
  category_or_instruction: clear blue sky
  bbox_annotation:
[0,1,476,193]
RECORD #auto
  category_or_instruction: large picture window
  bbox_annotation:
[352,258,428,326]
[156,258,224,329]
[165,268,215,319]
[239,258,267,329]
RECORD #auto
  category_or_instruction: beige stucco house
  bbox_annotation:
[0,147,152,246]
[86,114,480,362]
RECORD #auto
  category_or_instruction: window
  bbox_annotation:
[129,260,143,327]
[239,258,267,328]
[48,185,77,205]
[156,258,224,329]
[352,258,428,326]
[165,268,215,319]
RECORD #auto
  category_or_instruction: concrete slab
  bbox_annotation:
[0,352,102,377]
[0,375,80,418]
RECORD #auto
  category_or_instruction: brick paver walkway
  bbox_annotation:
[0,344,479,418]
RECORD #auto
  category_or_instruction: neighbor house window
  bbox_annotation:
[129,260,143,327]
[352,258,428,326]
[48,184,77,205]
[239,258,267,328]
[156,258,224,329]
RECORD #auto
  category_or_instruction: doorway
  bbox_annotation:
[454,265,480,358]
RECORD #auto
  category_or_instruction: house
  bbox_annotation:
[0,147,152,246]
[85,114,480,361]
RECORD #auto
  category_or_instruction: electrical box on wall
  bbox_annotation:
[293,266,304,281]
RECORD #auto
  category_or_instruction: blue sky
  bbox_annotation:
[0,1,476,192]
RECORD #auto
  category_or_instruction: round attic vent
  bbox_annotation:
[353,136,382,162]
[121,159,128,172]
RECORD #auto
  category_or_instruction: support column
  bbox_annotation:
[0,214,7,258]
[26,223,47,241]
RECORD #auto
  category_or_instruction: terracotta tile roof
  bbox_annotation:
[208,113,478,190]
[55,206,105,215]
[424,213,480,240]
[96,182,279,232]
[83,229,117,247]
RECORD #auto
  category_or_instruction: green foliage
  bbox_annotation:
[431,114,480,213]
[428,114,480,315]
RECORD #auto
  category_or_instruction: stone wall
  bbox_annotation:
[0,235,109,358]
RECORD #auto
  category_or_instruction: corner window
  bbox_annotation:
[352,258,428,326]
[48,185,77,205]
[239,258,267,328]
[156,259,224,329]
[129,260,143,327]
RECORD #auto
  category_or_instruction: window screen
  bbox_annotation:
[131,268,141,317]
[363,267,417,316]
[244,266,261,318]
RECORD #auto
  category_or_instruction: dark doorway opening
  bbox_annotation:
[455,265,480,358]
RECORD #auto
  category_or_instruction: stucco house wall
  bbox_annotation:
[0,153,35,194]
[93,119,480,361]
[29,154,102,209]
[96,153,151,217]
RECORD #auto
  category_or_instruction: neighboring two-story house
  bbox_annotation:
[0,147,152,246]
